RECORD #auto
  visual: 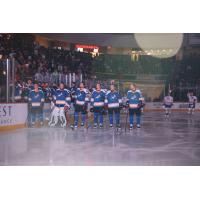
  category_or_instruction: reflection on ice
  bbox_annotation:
[1,112,200,166]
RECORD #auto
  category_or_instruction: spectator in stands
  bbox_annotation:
[35,70,43,82]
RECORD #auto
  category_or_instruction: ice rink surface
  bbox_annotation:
[1,112,200,166]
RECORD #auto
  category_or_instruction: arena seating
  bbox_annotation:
[1,33,200,102]
[0,34,94,83]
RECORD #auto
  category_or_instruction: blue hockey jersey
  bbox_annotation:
[70,86,77,95]
[75,88,89,106]
[105,90,122,108]
[28,84,38,94]
[90,90,105,107]
[28,90,45,107]
[23,84,35,100]
[70,86,77,102]
[14,84,22,100]
[53,89,71,107]
[42,87,52,101]
[127,90,142,109]
[50,87,56,99]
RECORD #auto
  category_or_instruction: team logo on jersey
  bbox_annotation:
[34,94,39,99]
[78,93,83,98]
[111,94,116,99]
[95,94,101,99]
[131,95,137,100]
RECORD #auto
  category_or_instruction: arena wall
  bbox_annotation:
[0,103,27,131]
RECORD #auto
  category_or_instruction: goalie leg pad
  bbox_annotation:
[49,107,59,126]
[60,108,67,127]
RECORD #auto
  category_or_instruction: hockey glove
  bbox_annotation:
[90,107,94,113]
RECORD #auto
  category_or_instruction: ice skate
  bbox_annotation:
[136,124,141,129]
[116,124,122,134]
[61,122,66,128]
[93,123,98,129]
[99,124,103,129]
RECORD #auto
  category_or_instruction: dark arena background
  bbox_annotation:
[1,33,200,165]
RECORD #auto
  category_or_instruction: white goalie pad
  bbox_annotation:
[48,106,67,127]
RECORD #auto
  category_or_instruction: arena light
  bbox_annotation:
[75,44,99,50]
[77,47,83,52]
[134,33,183,58]
[93,48,98,53]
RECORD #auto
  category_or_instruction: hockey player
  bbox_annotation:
[28,83,44,127]
[187,91,197,114]
[163,93,173,117]
[49,83,57,101]
[90,83,106,128]
[41,82,52,121]
[105,84,122,130]
[126,83,143,130]
[48,82,71,127]
[22,79,34,102]
[14,81,22,102]
[21,83,28,102]
[42,82,52,102]
[27,79,34,89]
[136,89,145,113]
[72,82,89,129]
[70,82,77,109]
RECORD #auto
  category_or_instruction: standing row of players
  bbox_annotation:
[26,81,145,130]
[16,80,198,129]
[15,80,62,103]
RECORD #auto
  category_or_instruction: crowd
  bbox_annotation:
[1,33,200,103]
[170,53,200,101]
[0,33,99,101]
[0,33,95,84]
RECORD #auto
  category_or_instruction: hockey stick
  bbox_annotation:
[85,111,89,129]
[124,107,129,133]
[25,105,30,127]
[64,105,71,128]
[86,112,93,129]
[25,103,32,127]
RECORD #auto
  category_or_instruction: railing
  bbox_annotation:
[172,86,200,101]
[33,73,83,87]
